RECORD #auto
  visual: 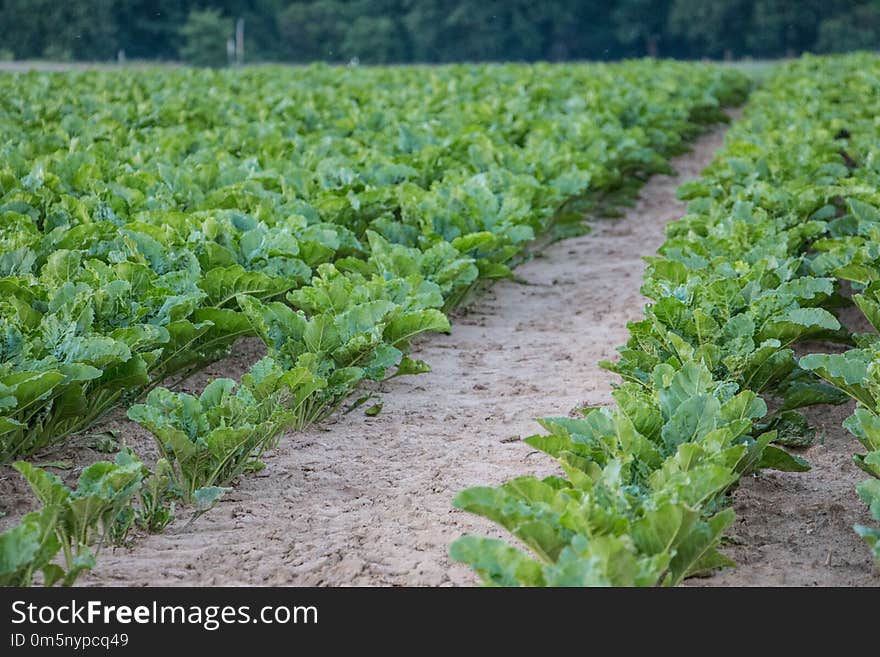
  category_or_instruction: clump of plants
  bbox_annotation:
[127,357,310,500]
[1,454,144,586]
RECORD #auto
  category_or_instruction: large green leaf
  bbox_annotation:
[199,265,292,307]
[449,536,546,587]
[799,351,875,408]
[0,507,62,586]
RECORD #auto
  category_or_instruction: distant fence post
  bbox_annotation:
[236,18,245,66]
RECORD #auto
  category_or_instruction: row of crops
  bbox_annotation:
[451,53,880,585]
[0,61,748,585]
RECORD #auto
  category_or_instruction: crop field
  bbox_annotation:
[0,54,878,587]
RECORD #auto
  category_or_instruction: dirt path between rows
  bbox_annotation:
[74,118,877,587]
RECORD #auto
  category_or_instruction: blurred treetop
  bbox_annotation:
[0,0,877,65]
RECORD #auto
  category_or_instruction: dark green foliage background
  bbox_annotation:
[0,0,877,64]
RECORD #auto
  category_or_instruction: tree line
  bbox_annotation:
[0,0,878,65]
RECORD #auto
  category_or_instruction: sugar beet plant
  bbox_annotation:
[1,454,144,586]
[452,53,880,584]
[452,364,793,586]
[802,346,880,563]
[127,357,317,499]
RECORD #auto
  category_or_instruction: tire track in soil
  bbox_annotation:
[80,119,876,587]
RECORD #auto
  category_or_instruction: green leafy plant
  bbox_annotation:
[238,262,451,429]
[4,454,144,586]
[0,506,64,586]
[127,357,301,499]
[451,363,803,586]
[802,343,880,565]
[135,458,179,534]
